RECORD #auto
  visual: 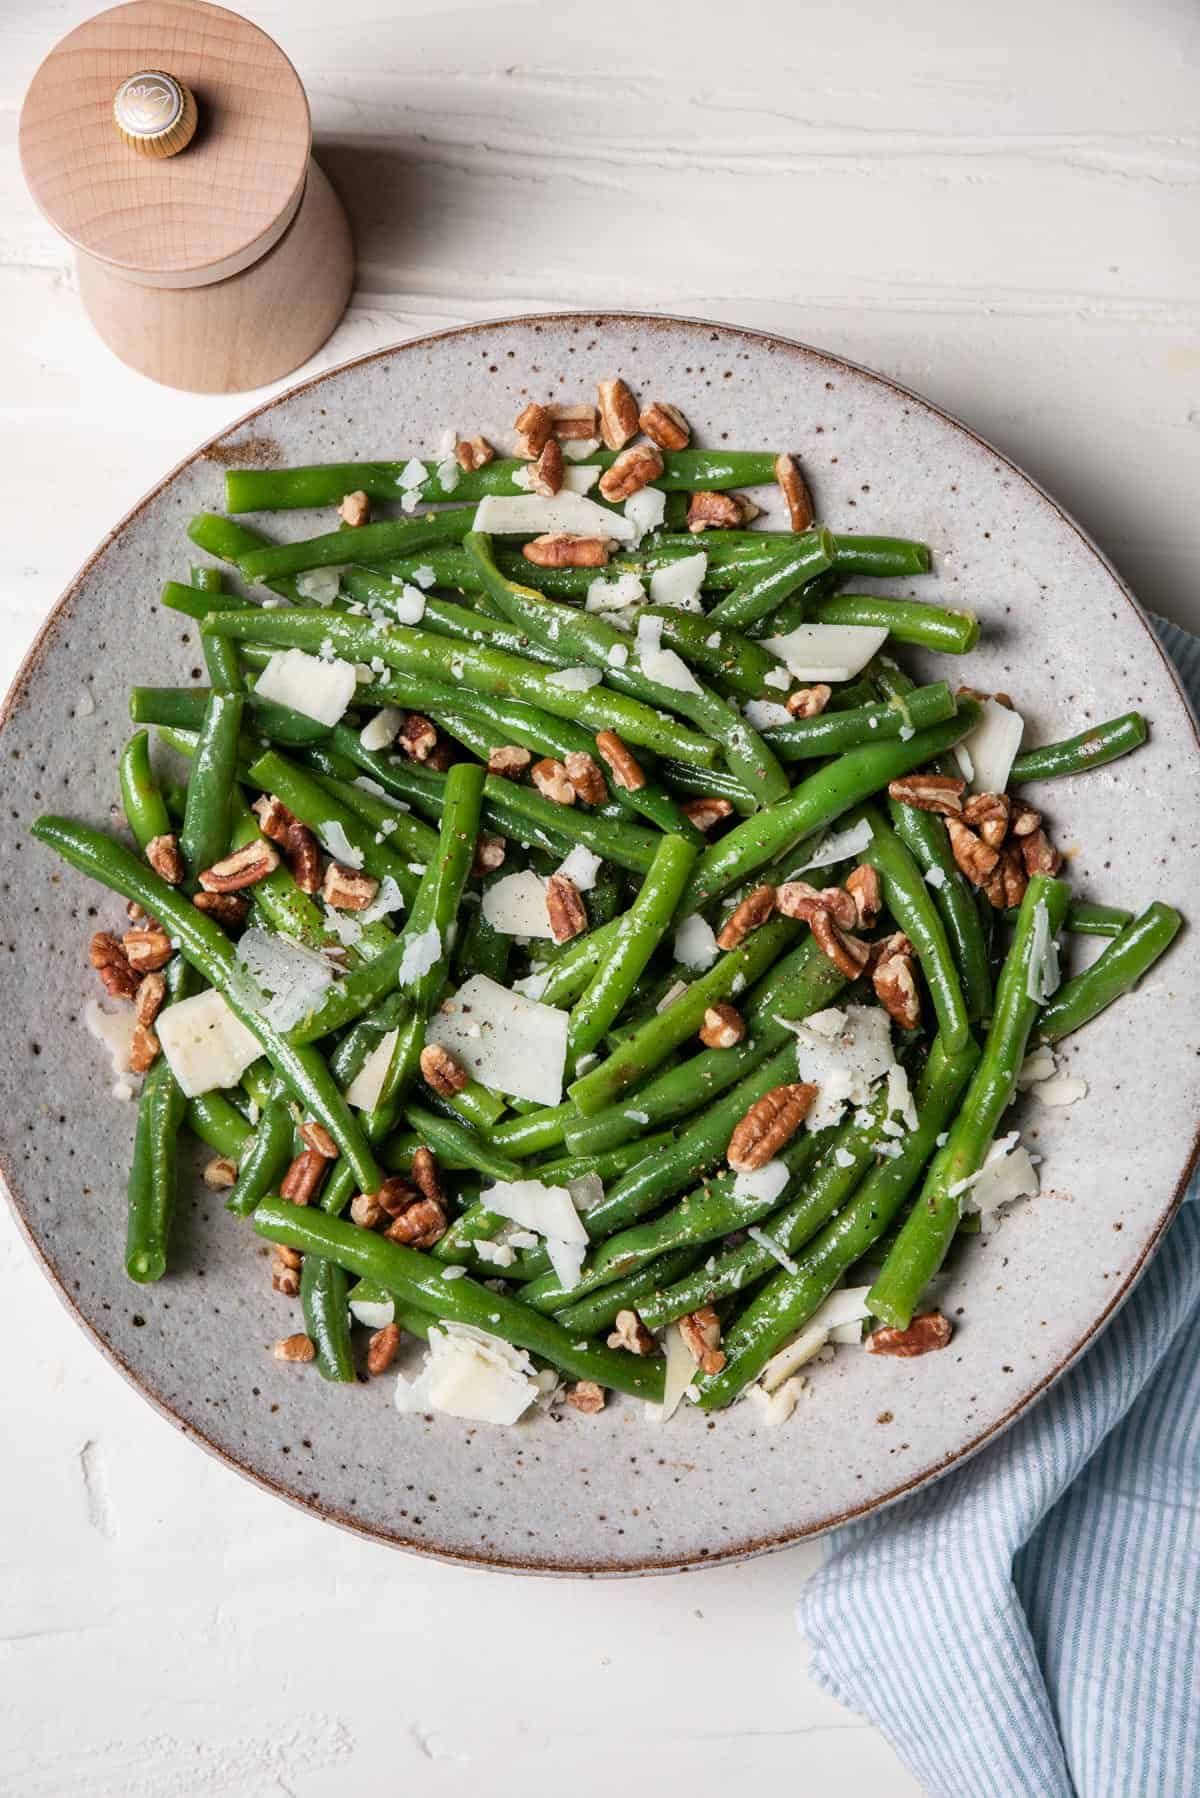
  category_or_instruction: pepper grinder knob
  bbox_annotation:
[112,68,198,158]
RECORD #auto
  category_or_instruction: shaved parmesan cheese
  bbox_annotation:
[546,665,603,691]
[953,743,975,783]
[546,1238,587,1291]
[764,667,791,691]
[964,1135,1040,1215]
[156,989,261,1097]
[673,913,718,971]
[743,699,793,730]
[295,567,344,605]
[783,1003,896,1131]
[886,1063,918,1131]
[511,968,549,1001]
[644,1323,696,1424]
[390,585,427,625]
[1027,898,1061,1002]
[785,816,874,877]
[482,870,553,938]
[395,1323,540,1425]
[748,1225,798,1274]
[322,903,363,948]
[359,875,406,924]
[636,613,663,654]
[555,845,602,892]
[567,1171,605,1213]
[315,820,363,869]
[562,437,600,462]
[349,1292,395,1331]
[562,465,600,495]
[656,979,690,1013]
[396,923,442,987]
[361,706,403,751]
[84,999,142,1099]
[255,648,357,726]
[733,1160,790,1205]
[425,974,569,1105]
[474,492,636,543]
[624,1109,650,1125]
[758,1287,871,1390]
[1034,1073,1088,1107]
[608,644,629,668]
[586,573,646,612]
[649,552,707,612]
[829,1320,866,1346]
[474,1237,517,1269]
[763,624,888,681]
[398,457,427,491]
[344,1028,399,1111]
[747,1375,805,1425]
[236,929,335,1031]
[624,487,667,539]
[1017,1045,1058,1088]
[925,864,947,890]
[960,697,1025,794]
[639,644,703,694]
[485,1178,587,1290]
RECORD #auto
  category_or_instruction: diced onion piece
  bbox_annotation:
[762,624,888,681]
[473,492,637,543]
[156,989,262,1098]
[425,974,569,1106]
[255,648,357,726]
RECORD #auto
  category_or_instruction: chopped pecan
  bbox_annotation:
[375,1176,421,1217]
[420,1042,468,1096]
[687,491,744,533]
[946,817,1001,886]
[280,1150,328,1208]
[514,400,553,458]
[549,402,599,440]
[546,873,588,944]
[271,1256,301,1297]
[1021,828,1062,876]
[89,931,139,1001]
[595,730,645,792]
[456,435,495,471]
[597,443,663,502]
[424,740,456,773]
[126,902,147,923]
[522,532,613,568]
[728,1082,817,1172]
[681,796,733,832]
[699,1003,745,1049]
[411,1146,446,1208]
[350,1192,383,1229]
[962,791,1011,848]
[563,751,606,805]
[785,683,831,719]
[122,927,173,973]
[198,840,280,893]
[128,1024,160,1074]
[983,843,1028,910]
[273,1333,315,1363]
[774,452,814,531]
[531,758,576,805]
[679,1306,726,1375]
[529,437,564,498]
[275,1244,303,1271]
[867,1311,953,1357]
[368,1323,402,1374]
[607,1309,656,1355]
[145,833,184,884]
[487,744,532,779]
[888,773,966,816]
[1008,798,1041,838]
[735,496,763,525]
[338,489,370,527]
[397,714,438,762]
[192,892,250,929]
[775,880,858,931]
[639,401,690,450]
[873,938,921,1030]
[254,795,322,894]
[134,970,167,1027]
[845,864,882,928]
[715,884,776,950]
[383,1195,447,1249]
[471,834,507,877]
[299,1120,339,1159]
[565,1380,606,1414]
[253,794,296,846]
[810,909,871,978]
[597,377,639,450]
[202,1154,238,1190]
[321,862,380,911]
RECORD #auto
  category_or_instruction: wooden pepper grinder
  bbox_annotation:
[19,0,354,393]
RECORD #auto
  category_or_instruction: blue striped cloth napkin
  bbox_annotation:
[796,617,1199,1798]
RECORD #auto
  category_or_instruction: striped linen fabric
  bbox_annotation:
[796,616,1200,1798]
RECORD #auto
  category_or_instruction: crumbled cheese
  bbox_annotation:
[555,845,603,892]
[562,465,600,495]
[655,979,690,1013]
[1033,1073,1089,1107]
[746,1376,806,1426]
[349,1291,395,1331]
[763,667,791,691]
[705,630,722,649]
[410,564,436,589]
[75,688,96,718]
[1017,1045,1058,1088]
[964,1134,1040,1216]
[398,458,428,492]
[425,974,569,1106]
[925,864,948,891]
[354,663,375,685]
[511,969,550,1002]
[673,913,718,972]
[235,928,335,1032]
[484,1178,587,1290]
[757,1287,871,1390]
[344,1029,399,1111]
[733,1160,790,1205]
[322,903,363,949]
[643,1323,696,1424]
[155,989,261,1098]
[640,644,703,694]
[623,1109,650,1125]
[360,706,404,751]
[474,1237,518,1269]
[394,1323,541,1425]
[295,567,344,605]
[396,922,442,987]
[359,875,406,924]
[1027,898,1062,1003]
[834,1147,857,1169]
[886,1062,919,1131]
[255,648,357,726]
[546,665,603,691]
[353,775,388,799]
[84,999,142,1099]
[436,457,461,495]
[743,699,793,730]
[562,437,600,462]
[585,573,646,612]
[624,487,667,541]
[315,820,363,869]
[473,492,636,543]
[953,743,975,782]
[960,697,1025,794]
[608,643,629,669]
[763,624,889,681]
[441,1263,466,1279]
[391,585,427,625]
[747,1225,798,1274]
[781,1003,896,1131]
[649,552,707,612]
[482,870,554,939]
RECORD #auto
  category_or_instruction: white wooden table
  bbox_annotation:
[3,5,1197,1792]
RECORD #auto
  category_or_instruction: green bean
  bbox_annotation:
[119,730,172,852]
[486,1101,575,1158]
[832,536,931,578]
[807,592,979,655]
[855,804,970,1050]
[636,609,785,701]
[236,510,477,583]
[655,758,758,815]
[300,1255,356,1382]
[763,683,957,761]
[707,533,835,630]
[227,788,353,956]
[125,959,191,1283]
[187,513,303,604]
[454,889,510,986]
[185,1092,252,1161]
[252,1197,665,1400]
[403,1103,521,1183]
[868,873,1071,1328]
[191,566,245,695]
[225,1083,293,1217]
[568,917,799,1114]
[204,607,717,767]
[887,781,992,1025]
[678,700,982,915]
[1002,899,1133,938]
[483,778,661,875]
[1037,903,1182,1042]
[1007,711,1148,784]
[695,1033,980,1406]
[314,728,447,823]
[342,568,568,668]
[555,1245,707,1339]
[177,689,244,882]
[244,748,430,896]
[567,836,698,1063]
[33,817,384,1193]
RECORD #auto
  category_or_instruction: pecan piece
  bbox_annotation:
[253,795,321,893]
[983,843,1028,910]
[531,758,576,805]
[681,796,733,833]
[639,401,690,450]
[528,437,564,498]
[252,794,296,845]
[382,1193,447,1250]
[945,817,1001,886]
[198,840,280,893]
[338,489,370,527]
[715,884,776,951]
[321,862,380,910]
[192,892,250,928]
[1021,828,1062,877]
[202,1154,238,1190]
[687,491,744,532]
[728,1082,817,1172]
[89,931,139,1001]
[273,1333,315,1363]
[1008,798,1041,838]
[565,1380,606,1414]
[563,751,606,806]
[487,744,532,779]
[699,1003,745,1049]
[522,532,613,569]
[299,1120,339,1159]
[607,1309,656,1355]
[810,909,871,978]
[595,730,645,792]
[145,833,184,884]
[134,970,167,1028]
[867,1311,953,1357]
[774,452,814,532]
[962,791,1011,848]
[845,864,882,928]
[397,714,439,762]
[411,1146,446,1208]
[128,1024,160,1073]
[456,435,495,472]
[597,443,663,502]
[350,1192,383,1229]
[775,880,858,931]
[367,1324,402,1375]
[271,1256,301,1297]
[888,773,966,816]
[679,1306,726,1375]
[471,834,506,877]
[424,740,456,773]
[785,683,831,719]
[420,1043,468,1096]
[280,1150,328,1208]
[122,927,173,973]
[873,938,921,1030]
[546,873,588,944]
[514,401,553,459]
[549,402,599,441]
[597,378,639,450]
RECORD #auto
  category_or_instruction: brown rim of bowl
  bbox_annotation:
[2,310,1197,1577]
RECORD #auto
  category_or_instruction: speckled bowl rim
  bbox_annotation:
[3,311,1197,1577]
